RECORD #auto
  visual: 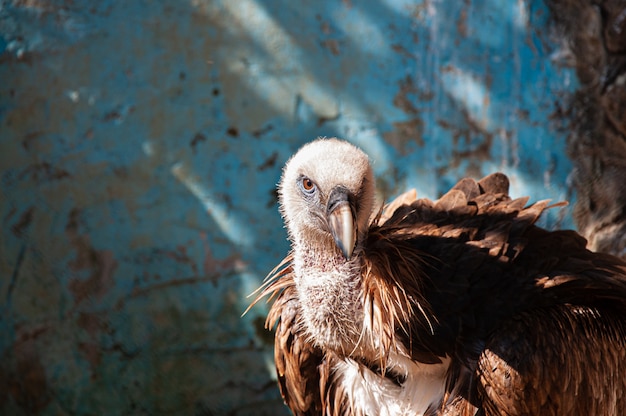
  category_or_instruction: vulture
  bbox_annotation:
[249,138,626,416]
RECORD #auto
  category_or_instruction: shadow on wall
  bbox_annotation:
[0,0,577,414]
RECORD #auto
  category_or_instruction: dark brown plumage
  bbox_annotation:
[250,138,626,416]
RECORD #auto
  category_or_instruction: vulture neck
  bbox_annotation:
[291,235,366,354]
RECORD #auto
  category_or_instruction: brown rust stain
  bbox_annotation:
[226,126,239,138]
[257,151,278,171]
[78,342,102,380]
[393,75,419,115]
[21,131,45,151]
[393,75,433,114]
[118,235,246,303]
[2,326,51,413]
[386,75,430,154]
[383,119,425,154]
[77,311,110,337]
[19,162,70,183]
[391,44,415,60]
[190,132,207,154]
[159,245,199,275]
[66,209,118,307]
[201,232,245,285]
[252,123,274,138]
[438,109,495,172]
[320,39,341,56]
[11,206,34,237]
[457,8,468,39]
[67,246,117,306]
[129,275,214,298]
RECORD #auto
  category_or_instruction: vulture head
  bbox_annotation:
[278,138,375,352]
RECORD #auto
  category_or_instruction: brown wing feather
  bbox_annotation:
[253,255,326,415]
[362,173,626,413]
[271,282,327,415]
[362,176,555,360]
[478,305,626,415]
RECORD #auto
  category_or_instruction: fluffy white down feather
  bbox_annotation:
[335,353,450,416]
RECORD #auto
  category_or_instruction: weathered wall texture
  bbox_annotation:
[1,0,580,414]
[546,0,626,259]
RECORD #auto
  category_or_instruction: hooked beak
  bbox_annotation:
[327,187,357,260]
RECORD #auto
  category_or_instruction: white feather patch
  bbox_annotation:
[335,353,450,416]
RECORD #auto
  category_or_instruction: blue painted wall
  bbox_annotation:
[1,0,576,414]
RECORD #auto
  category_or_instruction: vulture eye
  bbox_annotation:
[299,177,317,195]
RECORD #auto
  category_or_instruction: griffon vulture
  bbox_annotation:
[249,138,626,415]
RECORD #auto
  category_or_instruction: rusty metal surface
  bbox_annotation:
[1,0,577,414]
